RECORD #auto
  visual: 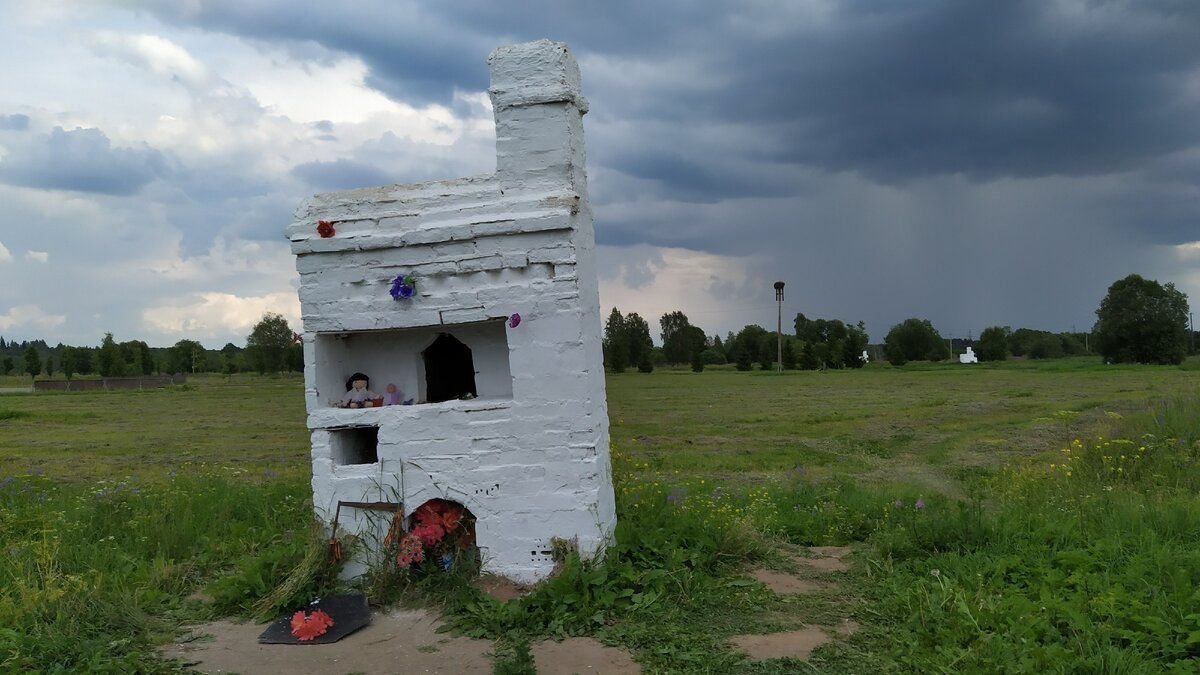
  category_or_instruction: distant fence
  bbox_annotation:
[33,374,187,392]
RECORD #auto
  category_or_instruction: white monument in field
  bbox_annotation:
[959,347,979,364]
[287,40,616,583]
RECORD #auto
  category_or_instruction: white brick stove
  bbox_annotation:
[286,40,616,583]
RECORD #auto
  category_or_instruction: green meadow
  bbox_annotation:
[2,359,1198,672]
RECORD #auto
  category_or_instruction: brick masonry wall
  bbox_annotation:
[288,40,616,583]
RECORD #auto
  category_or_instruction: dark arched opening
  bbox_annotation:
[423,333,477,402]
[404,498,478,572]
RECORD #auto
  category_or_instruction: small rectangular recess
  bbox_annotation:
[330,426,379,466]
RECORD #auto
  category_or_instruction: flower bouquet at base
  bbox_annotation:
[392,499,476,573]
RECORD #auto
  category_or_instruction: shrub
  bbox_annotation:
[1094,274,1189,365]
[976,326,1010,362]
[884,318,948,365]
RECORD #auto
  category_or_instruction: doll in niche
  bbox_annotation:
[339,372,378,408]
[382,383,416,406]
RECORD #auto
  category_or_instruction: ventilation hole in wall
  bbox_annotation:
[330,426,379,465]
[473,483,501,496]
[529,541,556,565]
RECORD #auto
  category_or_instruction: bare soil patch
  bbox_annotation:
[476,574,530,602]
[793,546,852,572]
[531,637,641,674]
[750,568,826,594]
[807,546,851,559]
[160,608,493,674]
[731,627,831,661]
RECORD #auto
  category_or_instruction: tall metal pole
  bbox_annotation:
[774,281,785,373]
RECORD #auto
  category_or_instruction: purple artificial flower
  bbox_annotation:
[508,313,521,328]
[915,498,926,510]
[390,274,416,300]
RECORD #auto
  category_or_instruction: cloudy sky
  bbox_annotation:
[1,1,1198,347]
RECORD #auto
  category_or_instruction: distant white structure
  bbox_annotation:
[959,347,979,364]
[861,350,870,364]
[288,40,616,583]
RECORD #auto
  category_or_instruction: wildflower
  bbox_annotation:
[893,498,904,508]
[931,569,940,578]
[915,498,926,510]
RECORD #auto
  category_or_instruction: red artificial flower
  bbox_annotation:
[412,500,464,541]
[440,507,463,532]
[290,608,335,641]
[411,521,444,547]
[395,533,425,569]
[316,220,335,238]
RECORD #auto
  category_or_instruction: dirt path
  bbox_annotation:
[162,608,494,674]
[733,546,860,663]
[163,547,858,672]
[163,607,645,674]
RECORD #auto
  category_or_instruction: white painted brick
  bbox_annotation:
[293,40,615,583]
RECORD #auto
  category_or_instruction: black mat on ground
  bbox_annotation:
[258,593,371,645]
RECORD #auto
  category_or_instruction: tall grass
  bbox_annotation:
[862,396,1200,672]
[3,370,1199,671]
[0,470,321,672]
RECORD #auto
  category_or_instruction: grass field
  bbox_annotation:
[2,359,1199,672]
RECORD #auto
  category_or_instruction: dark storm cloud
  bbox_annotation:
[730,2,1200,182]
[135,2,493,101]
[0,114,30,130]
[127,0,1200,339]
[0,126,168,195]
[139,1,1200,187]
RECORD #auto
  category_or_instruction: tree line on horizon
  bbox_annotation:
[0,313,304,379]
[603,274,1196,372]
[3,275,1192,379]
